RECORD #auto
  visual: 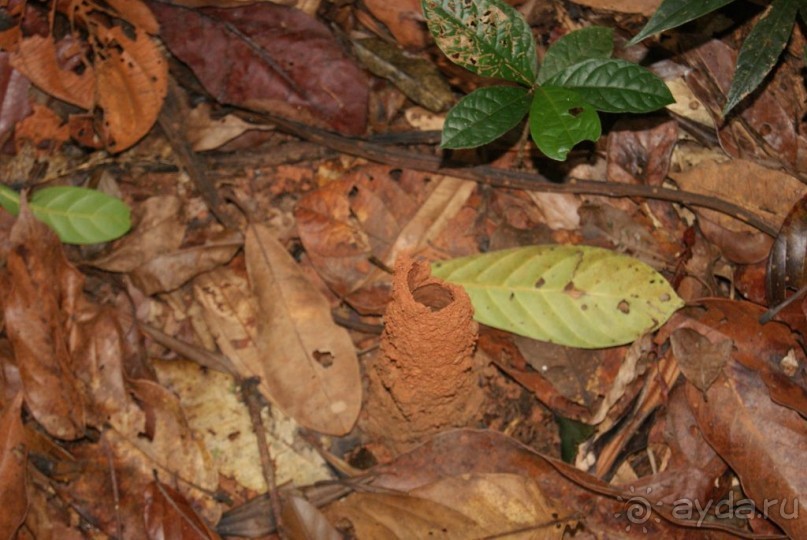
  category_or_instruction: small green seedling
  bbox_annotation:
[0,185,131,244]
[422,0,674,160]
[629,0,803,115]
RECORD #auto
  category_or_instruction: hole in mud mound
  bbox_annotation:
[411,283,454,311]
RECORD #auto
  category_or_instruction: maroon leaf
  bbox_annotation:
[150,1,368,136]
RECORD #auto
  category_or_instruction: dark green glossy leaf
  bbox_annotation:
[421,0,537,85]
[723,0,799,115]
[529,86,600,161]
[441,86,531,148]
[537,26,613,84]
[628,0,736,45]
[543,58,674,113]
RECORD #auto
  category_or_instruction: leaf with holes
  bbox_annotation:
[0,186,131,244]
[628,0,736,45]
[431,245,684,348]
[543,58,674,113]
[529,86,600,161]
[723,0,799,115]
[537,26,613,84]
[441,85,531,148]
[421,0,537,85]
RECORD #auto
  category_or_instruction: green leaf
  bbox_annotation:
[0,184,20,215]
[529,86,600,161]
[627,0,736,45]
[537,26,613,84]
[421,0,537,85]
[723,0,799,115]
[441,86,531,148]
[543,58,674,113]
[26,187,131,244]
[431,245,684,348]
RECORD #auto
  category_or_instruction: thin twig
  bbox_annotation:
[241,377,286,539]
[249,111,778,237]
[760,282,807,324]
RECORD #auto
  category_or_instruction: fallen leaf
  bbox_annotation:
[685,39,799,171]
[0,393,27,537]
[4,203,86,439]
[150,1,368,136]
[351,37,453,112]
[363,0,429,48]
[669,159,805,263]
[567,0,661,15]
[687,360,807,538]
[144,480,221,540]
[91,196,185,272]
[670,327,732,393]
[130,230,242,295]
[325,473,564,539]
[11,0,168,152]
[295,165,475,313]
[283,495,342,540]
[766,193,807,305]
[245,224,361,435]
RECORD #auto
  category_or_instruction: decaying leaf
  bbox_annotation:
[4,203,86,439]
[295,165,476,313]
[670,326,732,393]
[0,393,27,537]
[766,193,807,305]
[687,359,807,538]
[245,224,362,435]
[144,480,221,540]
[352,37,453,112]
[670,159,805,263]
[9,0,168,152]
[150,1,368,136]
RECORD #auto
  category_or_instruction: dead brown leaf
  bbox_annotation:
[670,159,805,263]
[363,0,429,48]
[91,195,186,272]
[245,224,361,435]
[4,204,87,439]
[0,393,27,537]
[150,1,368,136]
[144,480,222,540]
[10,0,167,152]
[325,473,564,539]
[687,360,807,538]
[296,165,475,313]
[670,327,731,393]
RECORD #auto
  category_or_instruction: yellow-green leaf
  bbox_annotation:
[431,245,683,348]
